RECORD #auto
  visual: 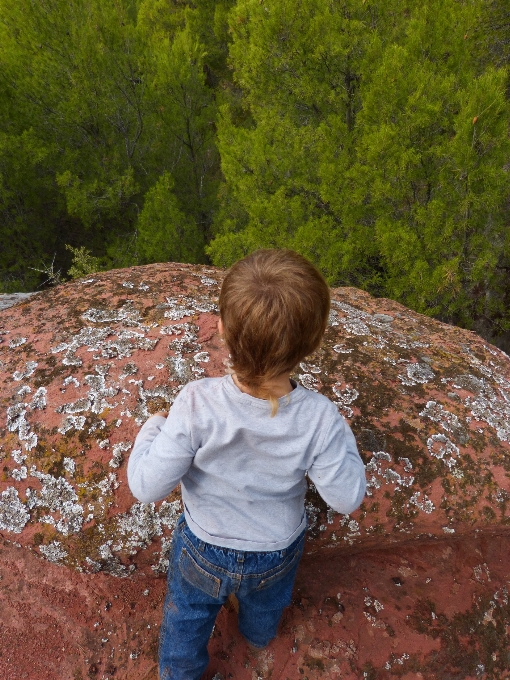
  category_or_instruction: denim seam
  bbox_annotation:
[181,529,303,582]
[181,532,237,578]
[254,548,302,591]
[243,549,301,582]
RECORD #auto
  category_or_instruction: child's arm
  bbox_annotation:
[127,390,194,504]
[307,412,366,514]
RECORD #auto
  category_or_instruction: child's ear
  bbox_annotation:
[217,318,224,336]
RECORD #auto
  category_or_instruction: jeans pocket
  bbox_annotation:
[254,543,303,592]
[179,547,221,599]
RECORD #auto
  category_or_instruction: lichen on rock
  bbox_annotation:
[0,263,509,580]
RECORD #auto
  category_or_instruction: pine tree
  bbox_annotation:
[208,0,510,341]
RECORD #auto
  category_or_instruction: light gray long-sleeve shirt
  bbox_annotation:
[128,375,366,551]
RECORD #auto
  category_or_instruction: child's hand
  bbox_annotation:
[151,411,168,418]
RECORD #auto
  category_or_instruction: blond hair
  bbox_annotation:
[219,249,330,415]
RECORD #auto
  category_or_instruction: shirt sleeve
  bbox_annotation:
[127,387,195,503]
[307,410,366,514]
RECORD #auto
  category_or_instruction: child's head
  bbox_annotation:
[219,249,330,393]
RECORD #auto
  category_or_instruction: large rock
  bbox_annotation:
[1,263,509,679]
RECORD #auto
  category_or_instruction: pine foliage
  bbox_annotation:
[0,0,508,343]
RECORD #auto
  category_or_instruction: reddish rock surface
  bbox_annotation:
[1,263,509,679]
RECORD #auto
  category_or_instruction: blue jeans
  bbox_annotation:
[159,514,306,680]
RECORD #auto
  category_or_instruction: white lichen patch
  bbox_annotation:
[11,466,27,481]
[119,362,138,380]
[333,385,359,404]
[365,452,414,496]
[382,467,414,486]
[63,375,80,387]
[93,472,120,500]
[445,369,510,442]
[52,324,158,365]
[114,502,164,554]
[159,323,187,336]
[54,502,84,536]
[152,537,173,575]
[372,314,394,324]
[200,276,217,287]
[332,384,359,418]
[332,299,396,340]
[27,470,76,509]
[52,327,112,366]
[492,585,508,607]
[82,302,142,326]
[473,563,491,583]
[0,487,30,533]
[39,541,68,563]
[363,594,386,628]
[58,414,86,434]
[168,324,200,353]
[9,336,27,348]
[167,355,194,385]
[427,434,459,468]
[363,335,387,350]
[300,362,321,374]
[63,457,76,475]
[399,362,435,386]
[409,492,435,514]
[331,298,435,359]
[304,496,321,532]
[163,295,217,320]
[332,344,353,354]
[6,402,37,450]
[56,396,91,415]
[134,384,174,424]
[343,319,370,335]
[420,401,464,438]
[157,500,182,529]
[88,419,106,433]
[12,361,38,381]
[384,653,410,670]
[466,392,510,443]
[29,387,47,410]
[83,365,118,414]
[110,441,132,468]
[337,514,362,544]
[365,476,381,496]
[11,449,27,465]
[26,470,84,536]
[100,330,158,359]
[299,373,319,392]
[328,310,339,326]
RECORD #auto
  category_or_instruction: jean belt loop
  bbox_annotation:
[197,539,205,552]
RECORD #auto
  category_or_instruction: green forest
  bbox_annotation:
[0,0,509,346]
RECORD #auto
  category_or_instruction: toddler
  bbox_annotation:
[128,249,366,679]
